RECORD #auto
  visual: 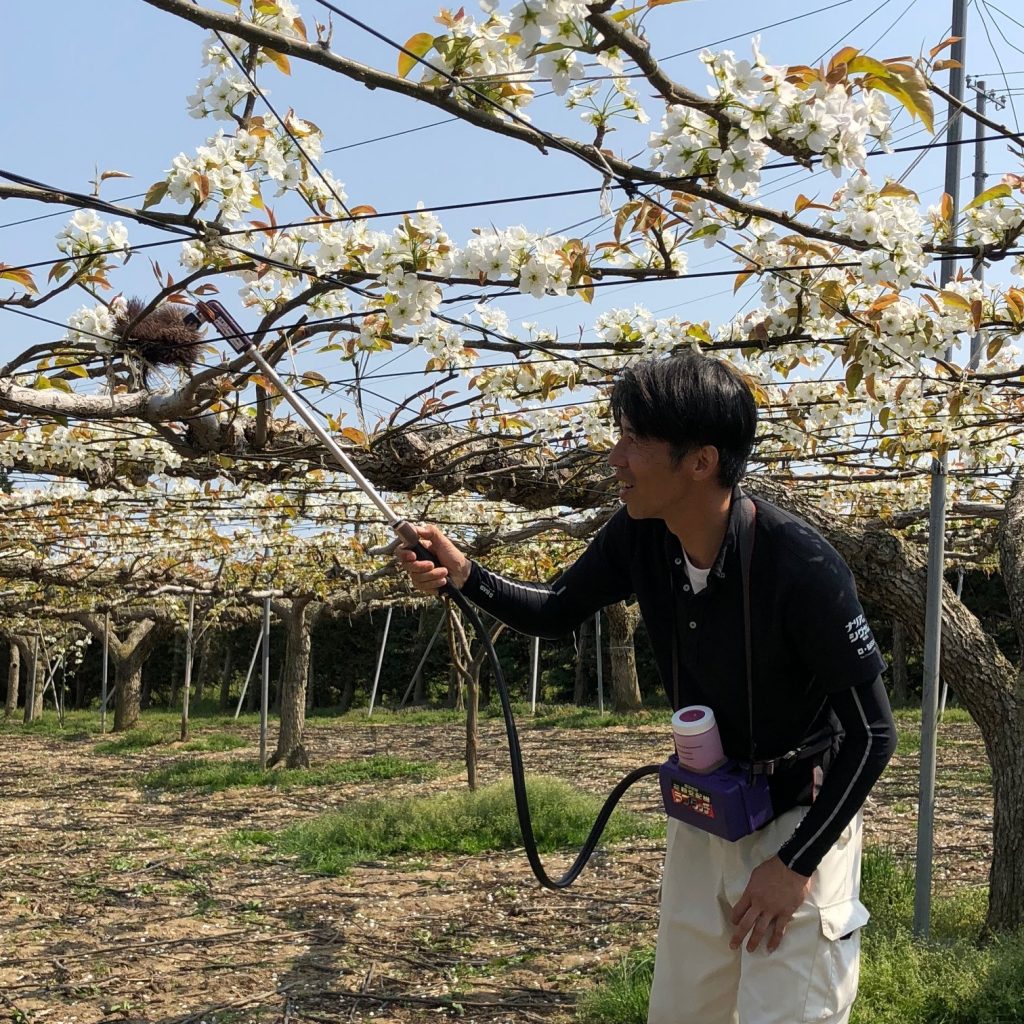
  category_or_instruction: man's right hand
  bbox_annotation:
[396,524,471,593]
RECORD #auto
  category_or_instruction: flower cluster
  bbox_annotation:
[649,42,893,196]
[56,210,130,264]
[166,124,322,221]
[0,424,182,477]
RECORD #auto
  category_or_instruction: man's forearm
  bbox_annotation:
[776,677,897,877]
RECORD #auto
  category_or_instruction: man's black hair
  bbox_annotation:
[610,351,757,487]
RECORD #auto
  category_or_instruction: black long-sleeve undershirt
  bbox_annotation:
[463,560,897,876]
[776,676,897,876]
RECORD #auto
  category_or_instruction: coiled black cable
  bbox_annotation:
[443,579,662,890]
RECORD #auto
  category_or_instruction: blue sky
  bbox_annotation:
[2,1,1023,426]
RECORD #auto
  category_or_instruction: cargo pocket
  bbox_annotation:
[801,897,870,1021]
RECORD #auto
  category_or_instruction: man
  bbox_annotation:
[399,351,897,1024]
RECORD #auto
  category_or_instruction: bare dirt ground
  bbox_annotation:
[0,714,991,1024]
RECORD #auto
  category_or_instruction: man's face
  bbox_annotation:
[608,416,694,520]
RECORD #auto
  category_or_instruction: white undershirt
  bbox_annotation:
[682,550,711,594]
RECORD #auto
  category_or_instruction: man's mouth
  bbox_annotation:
[618,481,634,498]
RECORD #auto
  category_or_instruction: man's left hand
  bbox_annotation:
[730,856,812,954]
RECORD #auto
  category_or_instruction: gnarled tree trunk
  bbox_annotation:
[73,616,159,732]
[605,600,643,712]
[4,640,19,718]
[573,616,593,706]
[269,598,312,768]
[9,636,44,722]
[891,618,909,707]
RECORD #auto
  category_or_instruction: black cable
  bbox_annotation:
[400,554,659,889]
[659,0,857,62]
[812,0,895,66]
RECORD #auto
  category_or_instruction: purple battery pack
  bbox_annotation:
[659,755,774,841]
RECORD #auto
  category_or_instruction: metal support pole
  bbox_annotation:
[530,636,540,714]
[594,612,604,715]
[970,81,987,370]
[400,610,446,707]
[180,595,195,742]
[235,625,265,719]
[916,0,967,939]
[939,570,966,720]
[367,606,393,718]
[260,596,271,770]
[24,636,38,724]
[100,612,110,734]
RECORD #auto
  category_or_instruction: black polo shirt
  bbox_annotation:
[464,489,888,841]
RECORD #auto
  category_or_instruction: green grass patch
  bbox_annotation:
[577,848,1024,1024]
[181,733,248,753]
[142,754,439,793]
[526,707,662,730]
[577,946,655,1024]
[241,777,662,875]
[95,727,173,754]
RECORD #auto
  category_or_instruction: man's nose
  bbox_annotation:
[608,438,626,467]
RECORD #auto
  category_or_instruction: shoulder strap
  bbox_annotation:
[738,492,757,763]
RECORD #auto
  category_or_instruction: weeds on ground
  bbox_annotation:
[235,776,663,875]
[142,754,440,793]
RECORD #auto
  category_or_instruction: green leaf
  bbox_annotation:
[301,370,328,390]
[262,48,291,75]
[939,289,971,312]
[864,66,934,132]
[143,180,169,210]
[398,33,436,79]
[845,363,863,394]
[0,264,37,293]
[964,183,1012,211]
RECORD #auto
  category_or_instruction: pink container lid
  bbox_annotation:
[671,705,717,735]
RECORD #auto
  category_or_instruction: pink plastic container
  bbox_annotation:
[672,705,727,773]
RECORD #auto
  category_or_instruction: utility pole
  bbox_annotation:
[915,0,968,939]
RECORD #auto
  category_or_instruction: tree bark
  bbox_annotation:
[989,473,1024,933]
[269,598,312,768]
[193,633,210,705]
[72,616,159,732]
[605,601,643,712]
[10,637,44,722]
[573,616,593,706]
[219,638,234,711]
[4,641,19,718]
[891,619,909,708]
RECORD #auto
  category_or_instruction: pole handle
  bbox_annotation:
[394,520,453,597]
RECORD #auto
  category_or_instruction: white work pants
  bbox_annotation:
[647,807,869,1024]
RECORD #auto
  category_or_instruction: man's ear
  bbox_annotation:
[690,444,720,481]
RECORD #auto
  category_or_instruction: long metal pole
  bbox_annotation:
[100,612,110,734]
[970,81,987,370]
[915,0,967,939]
[367,606,394,718]
[594,612,604,715]
[400,610,446,707]
[260,595,271,770]
[180,594,195,742]
[24,636,38,724]
[529,636,540,715]
[235,625,265,719]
